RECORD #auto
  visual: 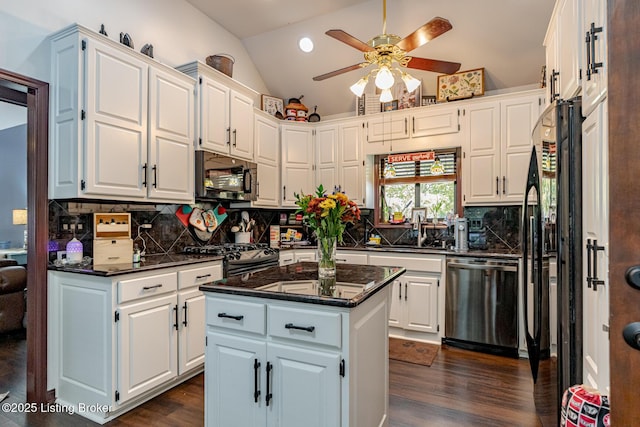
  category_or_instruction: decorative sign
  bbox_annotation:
[437,68,485,102]
[387,151,435,163]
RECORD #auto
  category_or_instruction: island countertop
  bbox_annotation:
[200,261,405,308]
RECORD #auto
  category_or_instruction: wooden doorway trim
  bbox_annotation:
[0,68,49,403]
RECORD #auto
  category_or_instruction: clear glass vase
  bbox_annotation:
[317,235,337,296]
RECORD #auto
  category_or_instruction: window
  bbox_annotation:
[375,148,461,224]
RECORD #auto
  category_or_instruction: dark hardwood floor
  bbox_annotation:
[0,332,541,426]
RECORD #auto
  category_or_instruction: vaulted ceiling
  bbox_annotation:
[185,0,555,117]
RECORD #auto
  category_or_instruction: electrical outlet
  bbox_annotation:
[141,224,152,229]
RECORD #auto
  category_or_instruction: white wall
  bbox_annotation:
[0,0,268,93]
[0,123,28,248]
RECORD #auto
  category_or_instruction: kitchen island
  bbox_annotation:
[200,262,405,427]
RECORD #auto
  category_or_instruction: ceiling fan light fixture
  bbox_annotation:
[401,71,421,93]
[298,37,314,53]
[350,75,369,97]
[380,88,393,103]
[375,65,394,90]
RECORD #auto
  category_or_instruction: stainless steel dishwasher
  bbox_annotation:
[444,257,520,357]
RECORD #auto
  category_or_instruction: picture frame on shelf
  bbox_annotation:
[421,95,437,106]
[381,100,399,112]
[261,94,284,117]
[395,81,421,109]
[436,67,485,102]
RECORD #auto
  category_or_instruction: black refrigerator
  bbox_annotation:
[521,97,583,426]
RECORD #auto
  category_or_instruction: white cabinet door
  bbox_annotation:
[500,94,540,203]
[465,100,501,204]
[117,293,178,404]
[84,37,148,199]
[279,251,295,266]
[403,275,439,334]
[388,280,402,328]
[206,332,266,427]
[293,250,316,262]
[335,251,367,265]
[267,343,341,427]
[254,114,280,207]
[557,0,582,100]
[338,121,365,205]
[178,288,205,375]
[147,67,194,202]
[229,90,255,160]
[582,103,610,394]
[315,124,338,192]
[411,106,460,138]
[581,0,607,116]
[367,112,409,143]
[281,125,314,206]
[199,75,230,154]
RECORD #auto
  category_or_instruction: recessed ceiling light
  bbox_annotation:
[299,37,314,53]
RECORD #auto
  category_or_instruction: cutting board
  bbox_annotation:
[213,204,228,228]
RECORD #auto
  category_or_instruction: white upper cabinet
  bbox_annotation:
[581,0,607,116]
[178,61,257,161]
[281,123,315,206]
[338,120,365,206]
[253,112,280,207]
[363,111,408,154]
[464,90,543,205]
[49,24,195,203]
[315,124,339,192]
[410,105,460,138]
[545,0,582,102]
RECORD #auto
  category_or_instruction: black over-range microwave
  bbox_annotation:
[195,151,257,201]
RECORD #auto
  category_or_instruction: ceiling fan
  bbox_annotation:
[313,0,461,90]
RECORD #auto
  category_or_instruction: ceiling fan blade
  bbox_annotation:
[406,57,461,75]
[313,63,368,81]
[396,17,453,52]
[326,29,374,52]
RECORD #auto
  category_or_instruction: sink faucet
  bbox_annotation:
[417,225,429,247]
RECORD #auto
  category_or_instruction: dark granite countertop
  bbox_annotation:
[48,253,223,277]
[200,262,405,308]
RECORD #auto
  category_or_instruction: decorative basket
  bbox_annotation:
[206,54,234,77]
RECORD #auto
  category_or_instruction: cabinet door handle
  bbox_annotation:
[496,177,499,195]
[404,283,408,301]
[233,129,237,147]
[173,304,179,331]
[503,176,506,195]
[586,239,593,288]
[590,23,604,75]
[182,301,188,327]
[551,69,560,101]
[253,359,261,403]
[283,185,286,201]
[585,30,592,81]
[591,239,605,290]
[404,117,408,134]
[152,164,157,188]
[265,362,273,406]
[398,282,402,300]
[142,163,148,187]
[196,274,212,280]
[412,116,415,134]
[226,127,231,145]
[142,284,163,290]
[217,312,244,321]
[285,323,315,333]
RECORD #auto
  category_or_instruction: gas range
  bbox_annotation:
[183,243,280,276]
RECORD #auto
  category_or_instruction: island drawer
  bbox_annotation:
[118,271,177,304]
[268,306,342,348]
[178,263,223,290]
[206,297,266,335]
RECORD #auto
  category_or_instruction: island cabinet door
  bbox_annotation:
[177,288,205,375]
[266,343,341,427]
[206,332,267,427]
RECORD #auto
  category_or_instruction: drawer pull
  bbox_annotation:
[217,312,244,321]
[196,273,212,280]
[285,323,315,333]
[142,284,163,290]
[108,256,121,260]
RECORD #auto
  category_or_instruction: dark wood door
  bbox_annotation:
[608,0,640,423]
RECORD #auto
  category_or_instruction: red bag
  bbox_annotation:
[561,385,610,427]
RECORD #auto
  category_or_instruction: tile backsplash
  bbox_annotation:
[48,200,521,260]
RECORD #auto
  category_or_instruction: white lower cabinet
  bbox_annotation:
[204,287,391,427]
[48,261,222,423]
[369,253,444,343]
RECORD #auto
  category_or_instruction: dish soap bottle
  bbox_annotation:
[133,244,141,264]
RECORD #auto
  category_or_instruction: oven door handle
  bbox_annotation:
[447,262,517,272]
